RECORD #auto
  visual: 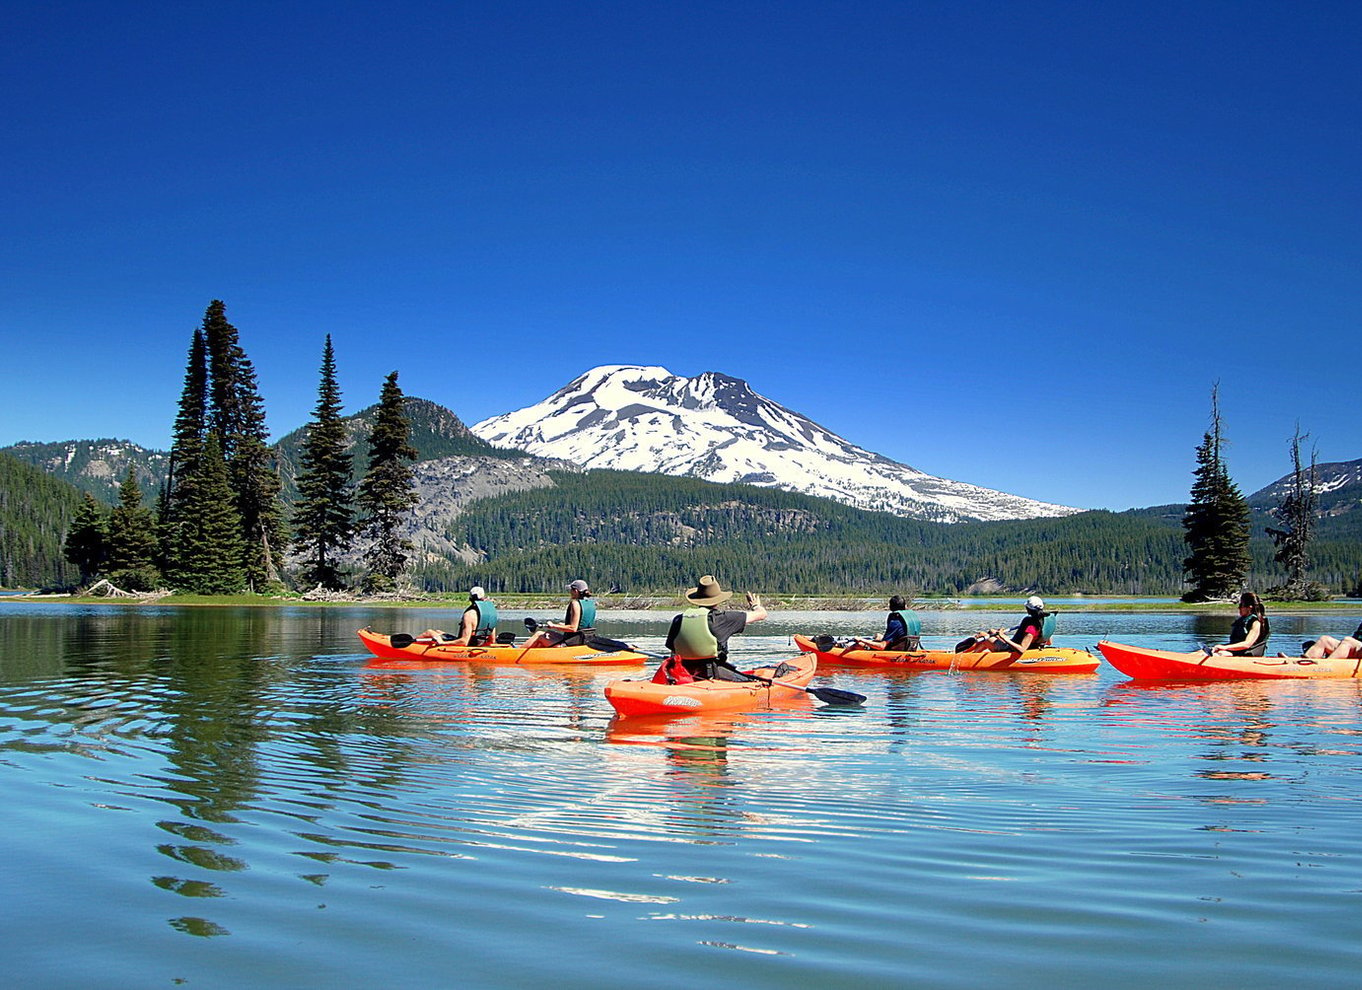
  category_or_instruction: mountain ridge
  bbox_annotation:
[471,364,1080,523]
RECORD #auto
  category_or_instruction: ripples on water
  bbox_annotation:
[2,605,1361,988]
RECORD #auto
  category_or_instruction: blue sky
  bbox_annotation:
[2,1,1357,511]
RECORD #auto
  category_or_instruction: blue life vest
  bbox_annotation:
[473,600,498,641]
[572,598,597,630]
[890,610,922,637]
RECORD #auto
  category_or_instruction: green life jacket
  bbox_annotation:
[473,600,498,640]
[888,609,922,649]
[891,610,922,637]
[573,598,597,630]
[671,607,720,660]
[1040,613,1055,644]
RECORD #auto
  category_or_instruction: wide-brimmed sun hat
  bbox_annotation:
[685,574,733,607]
[567,579,590,593]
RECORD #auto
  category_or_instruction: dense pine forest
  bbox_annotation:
[411,469,1362,596]
[0,453,84,588]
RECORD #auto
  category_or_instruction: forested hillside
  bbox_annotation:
[410,469,1362,596]
[413,470,1194,595]
[0,439,168,505]
[0,453,84,588]
[275,396,523,500]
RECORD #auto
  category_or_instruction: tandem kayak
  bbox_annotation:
[793,634,1100,674]
[1097,640,1362,680]
[604,653,823,716]
[358,628,647,666]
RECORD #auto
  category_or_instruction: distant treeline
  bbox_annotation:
[411,469,1362,596]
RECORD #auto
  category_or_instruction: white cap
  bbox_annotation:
[567,579,589,593]
[469,586,486,600]
[1025,595,1045,611]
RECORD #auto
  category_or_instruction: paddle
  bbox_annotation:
[637,648,864,706]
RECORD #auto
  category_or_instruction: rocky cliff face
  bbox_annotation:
[471,364,1081,523]
[404,455,579,563]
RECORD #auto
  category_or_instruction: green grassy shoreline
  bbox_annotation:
[5,591,1357,613]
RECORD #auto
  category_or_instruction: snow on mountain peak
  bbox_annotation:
[472,365,1080,522]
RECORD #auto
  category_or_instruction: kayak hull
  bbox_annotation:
[793,634,1099,673]
[1097,640,1362,680]
[357,628,646,666]
[605,654,818,716]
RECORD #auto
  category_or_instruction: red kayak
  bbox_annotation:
[1097,640,1362,680]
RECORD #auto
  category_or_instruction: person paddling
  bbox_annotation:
[849,595,920,651]
[960,596,1050,654]
[421,586,499,647]
[660,575,767,681]
[521,579,596,649]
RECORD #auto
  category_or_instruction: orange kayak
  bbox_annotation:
[605,653,820,716]
[1098,640,1362,680]
[357,628,647,666]
[792,634,1099,673]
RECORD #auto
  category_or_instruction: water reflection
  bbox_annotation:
[5,605,1362,987]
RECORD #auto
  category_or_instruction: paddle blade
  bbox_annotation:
[810,685,866,706]
[588,635,635,653]
[389,633,415,649]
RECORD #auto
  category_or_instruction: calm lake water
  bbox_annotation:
[2,603,1360,988]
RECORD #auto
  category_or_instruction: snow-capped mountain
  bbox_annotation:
[471,365,1081,522]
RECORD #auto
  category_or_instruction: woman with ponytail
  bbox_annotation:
[1210,591,1270,657]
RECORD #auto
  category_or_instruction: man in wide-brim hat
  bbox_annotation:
[663,574,768,680]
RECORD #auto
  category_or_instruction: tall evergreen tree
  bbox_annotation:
[63,492,108,586]
[356,372,418,591]
[159,327,209,576]
[1181,384,1251,601]
[105,466,161,590]
[165,327,208,508]
[1266,426,1319,599]
[167,435,246,594]
[293,335,355,589]
[201,300,287,588]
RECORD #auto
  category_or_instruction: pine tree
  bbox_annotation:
[293,335,355,589]
[201,300,287,589]
[63,492,108,586]
[356,371,418,591]
[167,435,246,594]
[165,327,208,508]
[1181,384,1251,601]
[160,327,209,576]
[1266,426,1320,600]
[105,466,161,590]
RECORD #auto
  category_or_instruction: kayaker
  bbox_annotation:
[520,579,597,648]
[1301,621,1362,660]
[661,574,767,681]
[959,596,1050,654]
[420,586,499,647]
[850,595,920,651]
[1209,591,1269,656]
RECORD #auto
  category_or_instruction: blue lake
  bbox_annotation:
[2,603,1360,988]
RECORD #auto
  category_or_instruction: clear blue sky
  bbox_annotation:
[3,1,1357,511]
